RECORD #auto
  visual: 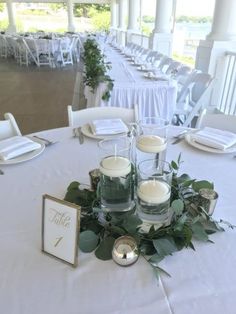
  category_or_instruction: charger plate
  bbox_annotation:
[0,137,45,165]
[81,124,127,140]
[185,133,236,154]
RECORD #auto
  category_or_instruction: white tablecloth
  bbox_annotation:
[0,126,236,314]
[84,46,177,122]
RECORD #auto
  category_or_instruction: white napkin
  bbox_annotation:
[90,119,128,135]
[0,136,41,161]
[191,127,236,150]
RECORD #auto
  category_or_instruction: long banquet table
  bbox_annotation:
[0,126,236,314]
[84,46,177,122]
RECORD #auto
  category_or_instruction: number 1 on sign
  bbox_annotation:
[54,237,63,247]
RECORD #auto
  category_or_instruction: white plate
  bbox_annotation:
[81,124,127,140]
[143,73,168,81]
[0,137,45,165]
[185,133,236,154]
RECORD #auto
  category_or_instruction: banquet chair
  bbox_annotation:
[60,37,74,66]
[0,113,22,140]
[196,109,236,133]
[165,61,182,75]
[158,57,173,73]
[0,35,8,58]
[175,66,193,87]
[67,106,136,127]
[174,73,214,127]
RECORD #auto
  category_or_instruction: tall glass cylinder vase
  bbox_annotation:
[136,159,172,224]
[98,137,135,212]
[135,117,169,168]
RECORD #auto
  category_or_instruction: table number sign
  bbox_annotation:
[42,195,80,267]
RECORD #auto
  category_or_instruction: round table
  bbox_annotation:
[0,126,236,314]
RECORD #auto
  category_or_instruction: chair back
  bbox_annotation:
[196,109,236,133]
[67,106,135,127]
[166,61,182,75]
[183,77,215,127]
[0,113,22,140]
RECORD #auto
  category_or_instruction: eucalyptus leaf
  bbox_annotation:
[171,199,184,215]
[148,253,164,266]
[122,215,142,234]
[67,181,80,191]
[154,265,171,278]
[177,173,191,183]
[79,230,99,253]
[95,236,115,260]
[153,237,178,256]
[171,160,178,170]
[140,240,156,255]
[191,222,209,241]
[192,180,214,192]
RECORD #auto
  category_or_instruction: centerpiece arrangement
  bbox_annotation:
[64,118,234,279]
[83,38,114,101]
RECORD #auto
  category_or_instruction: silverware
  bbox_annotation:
[171,130,188,145]
[73,127,84,144]
[32,135,58,146]
[0,169,4,175]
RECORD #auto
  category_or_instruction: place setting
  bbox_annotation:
[76,118,130,141]
[171,126,236,155]
[0,134,58,166]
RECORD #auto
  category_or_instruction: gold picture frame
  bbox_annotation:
[42,194,80,267]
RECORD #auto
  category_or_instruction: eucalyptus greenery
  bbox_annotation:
[64,155,234,279]
[83,38,114,101]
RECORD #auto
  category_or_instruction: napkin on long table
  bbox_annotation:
[191,127,236,150]
[0,136,41,161]
[90,119,128,135]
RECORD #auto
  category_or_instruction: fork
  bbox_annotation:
[32,135,57,146]
[73,127,84,144]
[171,130,188,144]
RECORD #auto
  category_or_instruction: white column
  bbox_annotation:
[149,0,173,56]
[117,0,127,46]
[111,0,118,29]
[118,0,126,29]
[6,0,16,34]
[195,0,236,108]
[67,0,75,32]
[153,0,172,33]
[207,0,236,41]
[127,0,140,31]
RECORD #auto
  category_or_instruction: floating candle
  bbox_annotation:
[136,135,167,153]
[137,180,170,204]
[100,156,131,177]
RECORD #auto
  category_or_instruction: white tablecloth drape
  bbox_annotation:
[0,126,236,314]
[84,47,177,122]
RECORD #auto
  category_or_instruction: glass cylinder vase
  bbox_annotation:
[98,137,135,212]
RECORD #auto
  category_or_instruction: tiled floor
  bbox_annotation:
[0,58,79,134]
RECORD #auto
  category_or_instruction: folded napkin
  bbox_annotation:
[0,136,41,161]
[191,127,236,150]
[90,119,128,135]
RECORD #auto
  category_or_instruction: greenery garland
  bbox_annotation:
[64,155,234,279]
[83,38,114,101]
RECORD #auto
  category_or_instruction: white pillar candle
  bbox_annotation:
[137,135,167,153]
[100,156,131,177]
[137,180,170,204]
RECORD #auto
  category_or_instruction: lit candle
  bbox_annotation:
[100,156,131,177]
[137,135,167,153]
[137,180,170,204]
